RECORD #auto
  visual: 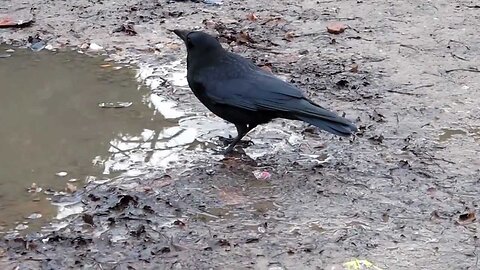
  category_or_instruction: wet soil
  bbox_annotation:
[1,0,480,269]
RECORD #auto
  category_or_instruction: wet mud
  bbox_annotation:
[1,0,480,269]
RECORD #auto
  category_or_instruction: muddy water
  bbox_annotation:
[0,46,172,231]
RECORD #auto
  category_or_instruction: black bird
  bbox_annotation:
[173,30,357,154]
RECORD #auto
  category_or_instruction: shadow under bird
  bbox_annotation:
[173,29,357,154]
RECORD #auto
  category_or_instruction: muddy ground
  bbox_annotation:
[1,0,480,269]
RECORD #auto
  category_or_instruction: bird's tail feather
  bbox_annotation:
[296,115,356,136]
[290,99,357,137]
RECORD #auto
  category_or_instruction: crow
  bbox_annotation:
[173,30,357,154]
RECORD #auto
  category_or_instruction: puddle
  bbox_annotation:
[0,46,177,231]
[438,128,480,142]
[438,128,467,142]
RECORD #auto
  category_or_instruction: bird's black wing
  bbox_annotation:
[196,71,347,123]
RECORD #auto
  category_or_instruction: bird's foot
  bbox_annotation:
[217,136,254,147]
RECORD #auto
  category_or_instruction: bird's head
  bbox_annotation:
[173,30,223,63]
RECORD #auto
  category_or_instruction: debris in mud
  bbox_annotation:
[245,237,259,243]
[368,135,384,144]
[27,183,42,193]
[14,224,28,231]
[430,210,444,222]
[173,219,186,228]
[328,259,383,270]
[98,101,133,108]
[88,43,103,51]
[55,171,68,177]
[336,79,349,87]
[28,34,47,52]
[246,12,258,22]
[350,63,359,73]
[327,22,347,34]
[65,183,77,193]
[82,213,94,226]
[237,30,255,44]
[113,23,138,36]
[203,0,223,5]
[457,211,476,225]
[26,213,42,220]
[252,170,271,180]
[110,195,138,211]
[283,31,296,42]
[369,110,385,123]
[130,224,146,237]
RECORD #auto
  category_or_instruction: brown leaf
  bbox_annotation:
[262,17,287,27]
[457,211,476,225]
[284,31,295,42]
[327,22,347,34]
[246,13,258,21]
[237,30,254,44]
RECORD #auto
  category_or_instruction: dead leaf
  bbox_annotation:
[262,17,287,27]
[237,30,254,44]
[82,213,94,226]
[327,22,347,34]
[284,31,295,42]
[457,211,476,225]
[173,219,186,228]
[65,183,77,193]
[246,13,258,21]
[350,63,359,73]
[113,23,137,36]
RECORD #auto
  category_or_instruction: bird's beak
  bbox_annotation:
[173,29,189,42]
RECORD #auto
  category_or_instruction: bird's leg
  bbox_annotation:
[222,124,252,155]
[219,124,257,146]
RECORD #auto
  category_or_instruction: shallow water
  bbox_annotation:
[0,46,171,231]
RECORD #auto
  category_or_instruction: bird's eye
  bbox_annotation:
[186,37,194,49]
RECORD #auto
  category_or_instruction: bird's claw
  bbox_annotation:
[217,136,253,147]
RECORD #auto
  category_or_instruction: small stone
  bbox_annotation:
[89,43,103,51]
[27,213,42,219]
[56,171,68,177]
[15,224,28,230]
[327,22,347,34]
